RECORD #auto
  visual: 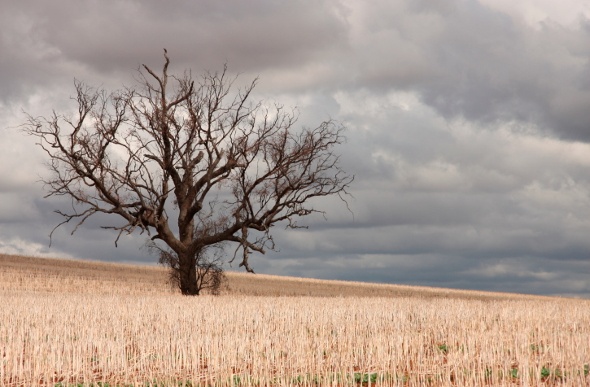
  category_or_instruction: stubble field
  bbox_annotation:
[1,254,589,386]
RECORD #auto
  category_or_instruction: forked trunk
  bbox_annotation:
[178,251,199,295]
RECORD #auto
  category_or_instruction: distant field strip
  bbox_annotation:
[0,254,551,300]
[2,293,590,386]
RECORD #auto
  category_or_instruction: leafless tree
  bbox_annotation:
[23,51,352,295]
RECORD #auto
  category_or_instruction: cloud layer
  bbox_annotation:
[1,0,590,297]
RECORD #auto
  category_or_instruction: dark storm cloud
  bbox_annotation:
[244,1,590,139]
[4,0,588,140]
[421,9,590,141]
[253,250,590,297]
[0,0,347,83]
[331,0,590,141]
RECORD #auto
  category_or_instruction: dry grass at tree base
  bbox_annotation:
[1,254,589,386]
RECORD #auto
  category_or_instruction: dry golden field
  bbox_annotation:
[1,253,589,386]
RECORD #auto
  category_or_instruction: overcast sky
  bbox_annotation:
[2,0,590,297]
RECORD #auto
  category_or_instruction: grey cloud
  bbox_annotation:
[261,90,590,295]
[254,251,590,297]
[419,7,590,141]
[13,1,347,74]
[330,1,590,140]
[280,243,590,295]
[0,194,43,223]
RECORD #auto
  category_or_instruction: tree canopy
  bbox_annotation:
[24,51,352,295]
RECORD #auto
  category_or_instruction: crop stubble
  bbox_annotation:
[1,254,589,386]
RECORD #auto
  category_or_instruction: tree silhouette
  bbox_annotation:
[24,51,352,295]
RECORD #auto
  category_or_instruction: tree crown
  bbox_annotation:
[24,51,352,274]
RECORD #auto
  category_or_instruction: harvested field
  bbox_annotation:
[1,254,589,386]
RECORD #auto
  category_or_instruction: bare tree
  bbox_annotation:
[23,51,352,295]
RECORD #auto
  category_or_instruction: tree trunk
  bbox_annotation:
[178,251,199,295]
